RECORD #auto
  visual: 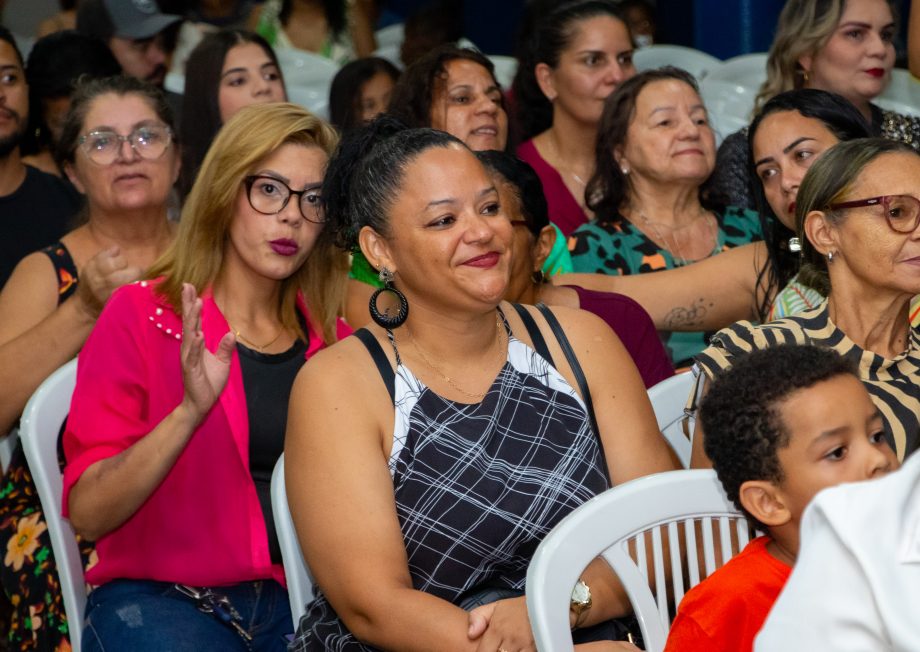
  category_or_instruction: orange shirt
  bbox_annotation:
[664,536,791,652]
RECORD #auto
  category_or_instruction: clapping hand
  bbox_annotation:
[179,283,235,423]
[76,246,143,318]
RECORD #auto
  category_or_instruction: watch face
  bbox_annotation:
[572,581,589,604]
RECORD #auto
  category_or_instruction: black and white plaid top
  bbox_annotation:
[291,321,610,651]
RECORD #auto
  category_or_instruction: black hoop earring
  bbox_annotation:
[531,270,546,285]
[369,267,409,329]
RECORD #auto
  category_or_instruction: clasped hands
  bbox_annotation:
[466,597,639,652]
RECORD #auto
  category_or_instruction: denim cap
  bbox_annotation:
[102,0,181,39]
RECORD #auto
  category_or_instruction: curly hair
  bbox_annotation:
[700,344,857,529]
[386,45,501,131]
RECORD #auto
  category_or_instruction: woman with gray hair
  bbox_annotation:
[691,137,920,467]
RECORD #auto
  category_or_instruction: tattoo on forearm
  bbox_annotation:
[663,298,714,330]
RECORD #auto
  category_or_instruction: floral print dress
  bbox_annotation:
[0,243,94,651]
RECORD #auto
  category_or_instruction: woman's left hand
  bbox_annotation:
[179,282,236,423]
[468,596,535,652]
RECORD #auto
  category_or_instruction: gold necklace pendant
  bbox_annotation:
[405,315,505,400]
[231,324,285,352]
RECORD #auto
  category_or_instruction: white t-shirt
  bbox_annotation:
[755,452,920,651]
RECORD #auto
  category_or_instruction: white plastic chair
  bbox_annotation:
[271,454,315,628]
[647,372,694,468]
[526,469,750,652]
[275,47,339,119]
[633,45,722,82]
[488,54,518,90]
[705,52,768,91]
[371,43,403,70]
[18,359,84,652]
[375,22,405,50]
[699,77,756,145]
[0,427,19,473]
[878,68,920,115]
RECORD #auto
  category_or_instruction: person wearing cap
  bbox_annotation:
[77,0,182,87]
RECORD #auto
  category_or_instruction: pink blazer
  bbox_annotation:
[63,279,351,587]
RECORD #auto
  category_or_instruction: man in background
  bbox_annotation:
[0,27,81,289]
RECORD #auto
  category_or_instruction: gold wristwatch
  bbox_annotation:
[570,579,592,629]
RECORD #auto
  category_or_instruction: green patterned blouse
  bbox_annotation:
[568,205,763,367]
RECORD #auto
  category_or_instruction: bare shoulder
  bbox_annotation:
[0,252,60,343]
[538,303,621,346]
[294,331,394,406]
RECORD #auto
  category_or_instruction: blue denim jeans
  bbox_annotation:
[82,579,293,652]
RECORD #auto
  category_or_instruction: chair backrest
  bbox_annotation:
[0,427,19,474]
[705,52,768,90]
[526,469,750,652]
[878,68,920,115]
[488,54,518,90]
[647,372,695,468]
[274,46,339,119]
[18,359,84,652]
[633,44,723,82]
[698,77,756,145]
[271,454,315,628]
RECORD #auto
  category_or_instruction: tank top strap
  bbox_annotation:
[384,328,403,366]
[496,305,512,338]
[40,242,78,305]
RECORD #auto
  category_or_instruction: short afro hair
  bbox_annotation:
[700,344,857,528]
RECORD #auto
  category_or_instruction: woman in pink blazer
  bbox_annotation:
[63,102,350,652]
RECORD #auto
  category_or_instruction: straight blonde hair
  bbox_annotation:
[149,102,347,344]
[755,0,845,112]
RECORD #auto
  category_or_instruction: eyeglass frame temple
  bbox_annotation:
[826,194,920,232]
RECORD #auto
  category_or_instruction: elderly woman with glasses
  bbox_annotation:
[61,101,349,651]
[0,74,179,650]
[690,137,920,469]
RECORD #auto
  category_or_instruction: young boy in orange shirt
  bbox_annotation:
[664,345,897,651]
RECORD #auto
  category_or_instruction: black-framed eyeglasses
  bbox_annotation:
[78,124,172,165]
[244,175,325,223]
[827,194,920,234]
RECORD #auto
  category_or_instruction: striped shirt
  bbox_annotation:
[694,301,920,461]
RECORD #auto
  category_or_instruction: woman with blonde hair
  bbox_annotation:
[62,102,350,651]
[709,0,919,209]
